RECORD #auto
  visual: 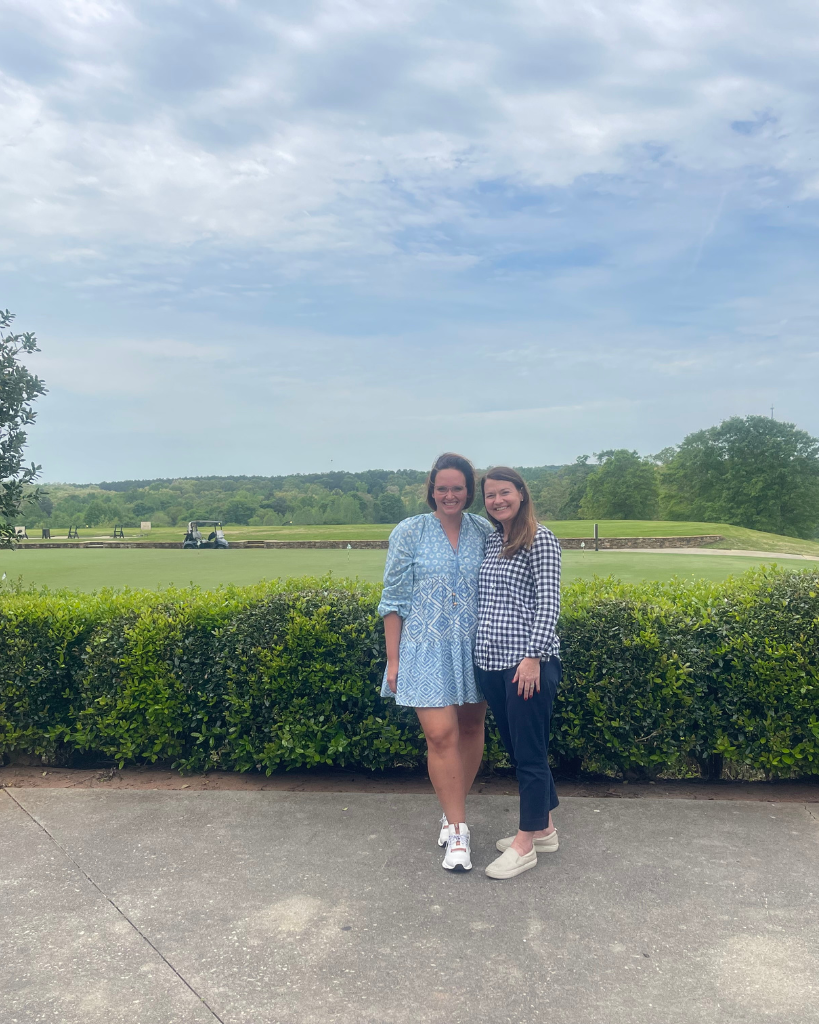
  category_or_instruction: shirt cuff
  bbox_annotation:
[524,634,548,659]
[377,602,407,618]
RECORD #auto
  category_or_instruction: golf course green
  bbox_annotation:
[0,547,809,592]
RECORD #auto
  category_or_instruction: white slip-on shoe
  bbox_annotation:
[485,845,537,879]
[496,829,558,854]
[442,825,472,871]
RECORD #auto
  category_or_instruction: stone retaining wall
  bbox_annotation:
[256,540,389,549]
[14,535,723,551]
[558,535,723,550]
[12,540,392,550]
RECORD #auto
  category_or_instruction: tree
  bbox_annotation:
[579,449,659,520]
[659,416,819,538]
[535,456,597,520]
[373,491,406,524]
[0,310,47,547]
[83,498,117,527]
[223,496,258,525]
[36,493,54,518]
[338,493,366,524]
[292,507,321,525]
[262,496,289,517]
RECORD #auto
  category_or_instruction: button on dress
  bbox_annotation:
[378,512,494,707]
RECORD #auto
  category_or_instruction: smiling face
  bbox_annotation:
[483,477,523,528]
[432,468,468,518]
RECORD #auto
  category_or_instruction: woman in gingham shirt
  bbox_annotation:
[474,467,562,880]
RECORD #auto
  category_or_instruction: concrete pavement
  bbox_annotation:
[2,789,818,1024]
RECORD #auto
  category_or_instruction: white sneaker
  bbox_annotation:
[442,824,472,871]
[438,814,470,847]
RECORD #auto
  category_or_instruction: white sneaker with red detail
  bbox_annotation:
[438,815,470,847]
[442,824,472,871]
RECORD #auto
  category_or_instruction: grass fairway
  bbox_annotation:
[30,520,819,557]
[0,549,389,592]
[561,551,796,585]
[545,520,819,557]
[0,548,807,593]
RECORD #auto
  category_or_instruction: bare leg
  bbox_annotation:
[416,706,466,824]
[456,701,487,796]
[510,813,555,855]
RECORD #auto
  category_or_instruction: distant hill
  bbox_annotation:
[26,465,563,529]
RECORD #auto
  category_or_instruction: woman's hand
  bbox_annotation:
[386,660,399,694]
[512,657,541,700]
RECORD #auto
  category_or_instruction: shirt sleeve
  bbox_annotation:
[377,519,418,618]
[473,513,494,538]
[465,512,494,547]
[524,529,562,659]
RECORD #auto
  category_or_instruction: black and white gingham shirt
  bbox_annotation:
[474,524,561,671]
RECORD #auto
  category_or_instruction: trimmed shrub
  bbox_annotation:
[205,587,423,773]
[0,589,124,764]
[708,569,819,775]
[554,579,707,777]
[0,568,817,778]
[71,588,242,767]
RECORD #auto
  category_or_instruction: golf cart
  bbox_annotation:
[182,521,229,549]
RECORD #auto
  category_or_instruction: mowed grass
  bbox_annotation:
[2,549,388,591]
[545,520,819,557]
[30,519,819,557]
[1,547,809,593]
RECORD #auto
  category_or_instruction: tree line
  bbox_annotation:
[16,416,819,539]
[534,416,819,539]
[26,470,427,531]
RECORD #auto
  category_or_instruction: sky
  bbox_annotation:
[2,0,818,483]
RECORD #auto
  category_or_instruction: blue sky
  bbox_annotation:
[3,0,818,482]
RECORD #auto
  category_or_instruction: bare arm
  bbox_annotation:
[383,612,403,693]
[378,518,418,696]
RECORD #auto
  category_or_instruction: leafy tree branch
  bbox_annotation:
[0,309,47,547]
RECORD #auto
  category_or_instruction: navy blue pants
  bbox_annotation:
[475,657,561,832]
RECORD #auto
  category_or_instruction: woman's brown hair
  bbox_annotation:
[426,452,476,511]
[481,467,539,558]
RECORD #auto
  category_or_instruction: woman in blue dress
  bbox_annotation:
[379,452,493,872]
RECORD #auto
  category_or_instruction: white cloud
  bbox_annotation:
[2,0,818,259]
[2,0,818,479]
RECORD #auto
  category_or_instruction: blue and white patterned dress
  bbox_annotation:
[378,512,494,708]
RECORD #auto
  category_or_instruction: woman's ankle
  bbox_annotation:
[510,831,534,855]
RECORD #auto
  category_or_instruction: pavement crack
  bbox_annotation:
[3,789,226,1024]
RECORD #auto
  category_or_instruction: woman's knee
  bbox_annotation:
[423,722,459,753]
[514,756,550,780]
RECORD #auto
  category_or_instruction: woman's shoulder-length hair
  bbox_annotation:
[480,467,538,558]
[425,452,476,510]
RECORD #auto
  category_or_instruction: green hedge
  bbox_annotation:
[1,569,817,779]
